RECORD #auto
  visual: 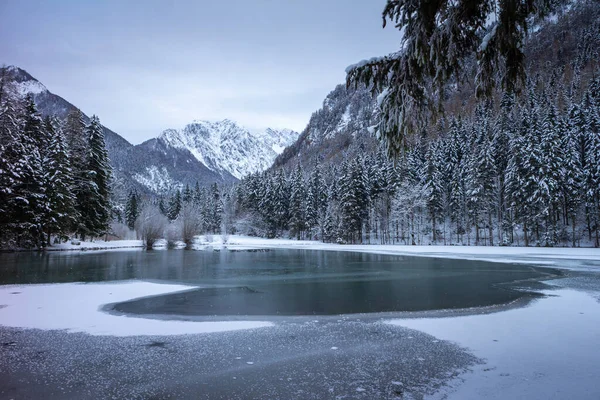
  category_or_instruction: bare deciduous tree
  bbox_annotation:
[134,204,168,249]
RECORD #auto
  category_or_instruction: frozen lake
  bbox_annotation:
[1,248,599,399]
[0,249,559,315]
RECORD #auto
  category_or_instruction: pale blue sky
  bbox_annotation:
[0,0,398,144]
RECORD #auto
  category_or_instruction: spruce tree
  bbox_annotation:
[168,190,182,221]
[273,169,289,233]
[346,0,562,155]
[340,159,368,243]
[79,115,112,239]
[288,165,306,239]
[125,190,140,230]
[42,117,77,244]
[0,69,25,245]
[424,143,444,243]
[12,95,48,247]
[182,184,192,203]
[209,183,223,233]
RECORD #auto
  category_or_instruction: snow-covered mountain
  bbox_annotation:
[4,66,143,192]
[273,83,380,172]
[147,120,298,180]
[6,66,298,195]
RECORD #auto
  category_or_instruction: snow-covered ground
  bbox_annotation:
[47,239,144,251]
[0,281,272,336]
[2,235,600,398]
[43,235,600,272]
[202,235,600,271]
[387,283,600,399]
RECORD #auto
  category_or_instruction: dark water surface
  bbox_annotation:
[0,249,558,315]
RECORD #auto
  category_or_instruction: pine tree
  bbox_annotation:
[273,169,289,233]
[467,107,496,245]
[13,95,48,247]
[339,159,368,243]
[258,174,278,237]
[158,196,168,216]
[346,0,559,155]
[210,183,223,233]
[64,108,87,177]
[447,119,468,243]
[168,190,182,221]
[493,91,515,243]
[78,115,112,239]
[42,117,77,244]
[538,103,564,245]
[288,165,306,239]
[182,184,192,203]
[424,142,444,243]
[306,165,327,239]
[0,69,25,246]
[125,190,140,230]
[582,89,600,246]
[322,204,337,243]
[192,181,201,204]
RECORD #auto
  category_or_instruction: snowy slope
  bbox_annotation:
[157,120,298,179]
[272,83,380,171]
[4,66,146,195]
[6,66,297,194]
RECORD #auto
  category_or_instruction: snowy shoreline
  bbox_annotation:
[2,237,600,398]
[10,235,599,270]
[0,239,145,253]
[213,236,600,271]
[0,281,273,336]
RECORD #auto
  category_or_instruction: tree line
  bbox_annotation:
[234,75,600,247]
[122,72,600,249]
[0,68,112,248]
[121,183,230,248]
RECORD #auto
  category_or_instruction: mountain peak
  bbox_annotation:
[3,65,48,96]
[157,119,299,179]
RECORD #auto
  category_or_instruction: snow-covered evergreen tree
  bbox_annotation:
[288,165,306,239]
[13,95,48,247]
[125,190,140,230]
[78,115,112,239]
[42,116,77,243]
[168,190,182,221]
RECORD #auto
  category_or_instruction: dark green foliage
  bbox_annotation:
[0,69,114,248]
[125,190,140,230]
[233,70,600,247]
[168,190,182,221]
[77,115,112,239]
[42,117,77,242]
[346,0,567,157]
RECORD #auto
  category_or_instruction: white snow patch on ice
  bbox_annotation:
[386,289,600,399]
[0,281,273,336]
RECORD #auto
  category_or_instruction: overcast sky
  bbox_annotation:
[0,0,399,144]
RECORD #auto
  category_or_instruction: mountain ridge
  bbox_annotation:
[5,66,297,194]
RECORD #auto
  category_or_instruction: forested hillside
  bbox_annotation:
[0,70,113,248]
[230,1,600,247]
[3,1,599,249]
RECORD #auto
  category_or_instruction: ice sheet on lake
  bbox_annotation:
[386,288,600,399]
[0,281,273,336]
